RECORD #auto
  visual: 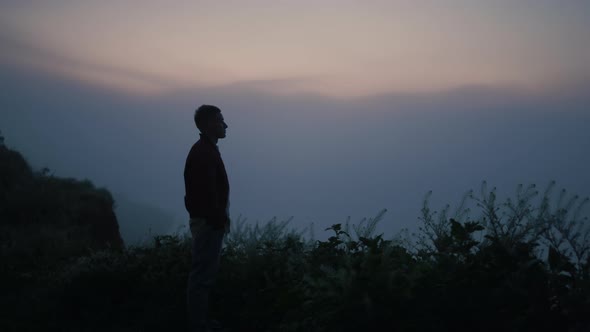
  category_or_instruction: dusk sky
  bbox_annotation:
[1,1,589,243]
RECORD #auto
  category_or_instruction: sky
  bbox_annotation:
[1,1,589,243]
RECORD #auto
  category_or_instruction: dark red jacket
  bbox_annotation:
[184,135,229,229]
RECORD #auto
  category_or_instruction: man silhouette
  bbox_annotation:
[184,104,229,332]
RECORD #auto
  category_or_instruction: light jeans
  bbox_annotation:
[186,218,225,332]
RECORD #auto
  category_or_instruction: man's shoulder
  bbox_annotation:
[187,139,216,159]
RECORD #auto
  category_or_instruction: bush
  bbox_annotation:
[2,182,589,331]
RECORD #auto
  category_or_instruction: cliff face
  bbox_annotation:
[0,142,124,257]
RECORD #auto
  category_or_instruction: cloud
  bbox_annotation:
[0,33,180,95]
[1,64,589,240]
[3,1,590,100]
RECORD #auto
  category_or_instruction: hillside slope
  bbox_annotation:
[0,135,123,260]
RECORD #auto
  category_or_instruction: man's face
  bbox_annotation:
[209,112,228,139]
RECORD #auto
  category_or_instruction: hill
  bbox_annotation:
[0,132,123,262]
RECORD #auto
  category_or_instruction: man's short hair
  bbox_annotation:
[194,105,221,132]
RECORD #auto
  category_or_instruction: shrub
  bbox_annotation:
[2,182,589,331]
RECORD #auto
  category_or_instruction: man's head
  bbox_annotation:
[194,104,228,140]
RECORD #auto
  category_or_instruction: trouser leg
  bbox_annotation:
[187,221,224,331]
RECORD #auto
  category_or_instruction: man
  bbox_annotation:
[184,104,229,332]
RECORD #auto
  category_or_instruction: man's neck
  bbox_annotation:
[201,133,218,145]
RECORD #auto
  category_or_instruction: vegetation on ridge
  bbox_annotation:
[0,133,123,273]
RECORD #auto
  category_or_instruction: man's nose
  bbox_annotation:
[223,122,228,128]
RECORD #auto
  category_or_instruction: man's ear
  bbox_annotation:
[205,119,214,131]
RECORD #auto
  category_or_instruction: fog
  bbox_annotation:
[2,64,589,243]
